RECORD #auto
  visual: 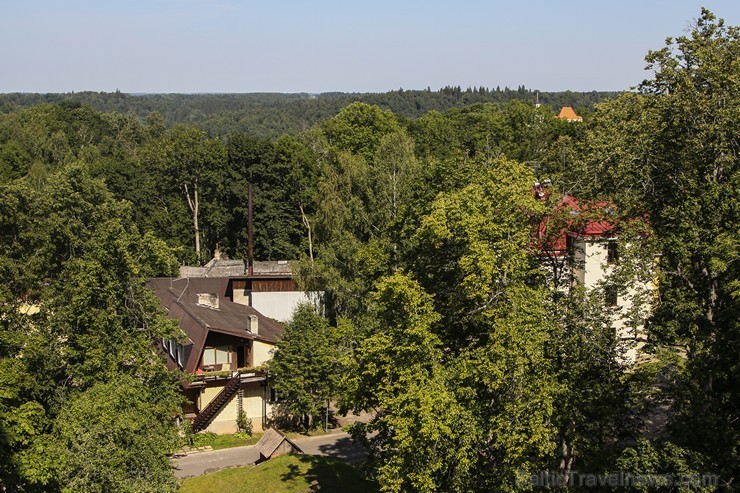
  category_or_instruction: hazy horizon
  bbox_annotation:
[2,0,738,94]
[0,88,626,96]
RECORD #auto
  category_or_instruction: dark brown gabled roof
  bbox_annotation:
[147,277,283,373]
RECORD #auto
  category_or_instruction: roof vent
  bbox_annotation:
[196,293,219,310]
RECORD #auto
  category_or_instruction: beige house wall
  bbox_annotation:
[580,239,614,290]
[572,237,652,364]
[199,381,274,435]
[243,384,265,418]
[232,286,250,306]
[194,340,277,435]
[205,392,239,434]
[252,340,274,367]
[199,384,221,410]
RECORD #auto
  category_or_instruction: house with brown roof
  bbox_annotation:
[148,277,285,434]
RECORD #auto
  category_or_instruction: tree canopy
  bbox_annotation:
[0,9,737,491]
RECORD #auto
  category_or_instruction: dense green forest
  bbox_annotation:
[0,87,618,139]
[0,9,737,493]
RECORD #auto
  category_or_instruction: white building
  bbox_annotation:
[534,190,654,364]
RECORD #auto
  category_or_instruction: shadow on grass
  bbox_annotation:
[279,462,302,483]
[280,455,377,493]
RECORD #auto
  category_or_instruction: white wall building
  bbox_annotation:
[535,190,654,365]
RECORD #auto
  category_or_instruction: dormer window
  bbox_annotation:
[176,344,184,368]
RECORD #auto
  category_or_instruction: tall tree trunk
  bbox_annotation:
[184,181,201,263]
[390,166,398,222]
[300,203,313,262]
[558,422,576,484]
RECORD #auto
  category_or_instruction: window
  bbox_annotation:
[605,284,619,307]
[202,346,231,366]
[607,240,619,264]
[176,344,184,367]
[269,388,280,403]
[168,339,176,358]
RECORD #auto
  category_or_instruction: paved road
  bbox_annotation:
[291,432,367,464]
[172,431,366,479]
[173,445,261,479]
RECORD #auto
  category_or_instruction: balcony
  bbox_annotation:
[189,366,266,386]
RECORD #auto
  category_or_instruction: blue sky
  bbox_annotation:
[1,0,738,93]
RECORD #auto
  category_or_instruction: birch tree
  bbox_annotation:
[159,126,225,263]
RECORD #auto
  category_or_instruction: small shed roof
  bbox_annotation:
[256,428,303,459]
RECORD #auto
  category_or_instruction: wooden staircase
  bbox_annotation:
[191,373,241,432]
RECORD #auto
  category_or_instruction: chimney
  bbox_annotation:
[214,242,221,261]
[248,314,259,335]
[196,293,219,310]
[247,182,254,276]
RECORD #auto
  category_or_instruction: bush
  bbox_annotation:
[191,431,218,448]
[236,409,252,436]
[180,420,217,448]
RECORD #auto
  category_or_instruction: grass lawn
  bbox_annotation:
[188,432,263,451]
[207,432,262,450]
[282,429,331,439]
[179,454,377,493]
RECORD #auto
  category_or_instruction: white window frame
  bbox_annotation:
[176,344,184,367]
[202,346,231,367]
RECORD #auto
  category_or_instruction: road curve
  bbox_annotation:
[172,431,366,479]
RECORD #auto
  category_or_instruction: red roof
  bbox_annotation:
[532,193,618,255]
[560,196,617,237]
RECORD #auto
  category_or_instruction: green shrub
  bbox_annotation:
[191,431,218,447]
[236,409,252,436]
